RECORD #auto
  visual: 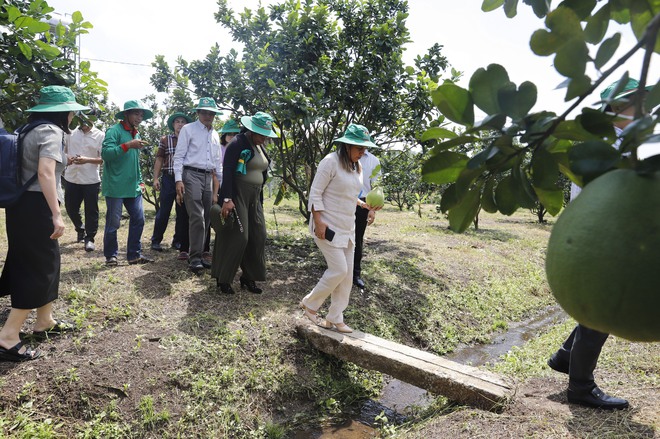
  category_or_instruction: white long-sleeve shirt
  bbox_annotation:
[358,150,381,197]
[308,152,363,248]
[173,120,222,182]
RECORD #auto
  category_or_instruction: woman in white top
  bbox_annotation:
[300,124,380,333]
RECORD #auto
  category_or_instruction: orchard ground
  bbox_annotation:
[0,196,657,438]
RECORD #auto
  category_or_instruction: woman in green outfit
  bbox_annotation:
[212,112,278,294]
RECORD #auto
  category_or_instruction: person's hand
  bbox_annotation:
[367,210,376,225]
[73,156,88,164]
[221,199,235,219]
[366,203,383,212]
[176,181,185,199]
[153,178,161,191]
[50,212,65,240]
[128,139,148,149]
[67,155,76,165]
[314,221,327,239]
[212,193,218,205]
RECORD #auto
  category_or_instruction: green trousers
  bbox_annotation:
[211,180,267,283]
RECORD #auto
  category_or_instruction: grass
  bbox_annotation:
[0,197,657,438]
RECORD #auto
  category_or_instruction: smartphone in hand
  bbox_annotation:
[325,227,335,242]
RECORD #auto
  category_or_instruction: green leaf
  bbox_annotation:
[565,75,591,101]
[72,11,84,24]
[469,64,510,114]
[440,184,459,213]
[420,127,457,142]
[26,19,50,33]
[569,140,620,181]
[531,148,560,190]
[578,108,616,139]
[481,178,498,213]
[7,6,21,22]
[512,162,537,208]
[584,4,611,44]
[422,151,469,185]
[503,0,519,18]
[554,38,588,78]
[473,113,507,131]
[448,184,482,233]
[530,29,559,56]
[17,41,32,60]
[554,119,601,141]
[430,135,480,154]
[467,144,498,170]
[482,0,504,12]
[523,0,551,18]
[34,40,61,59]
[645,81,660,112]
[431,83,474,126]
[498,81,537,120]
[559,0,597,20]
[494,174,518,215]
[267,78,276,88]
[534,187,564,216]
[595,33,621,69]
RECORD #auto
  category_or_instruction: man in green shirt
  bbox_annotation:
[101,100,154,266]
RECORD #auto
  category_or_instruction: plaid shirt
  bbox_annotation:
[156,134,177,175]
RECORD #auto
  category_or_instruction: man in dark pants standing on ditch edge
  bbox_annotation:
[546,78,651,410]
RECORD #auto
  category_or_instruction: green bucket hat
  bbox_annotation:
[600,78,653,111]
[240,112,278,138]
[167,112,192,132]
[333,123,378,148]
[220,119,241,134]
[26,85,90,113]
[192,97,222,114]
[116,100,154,121]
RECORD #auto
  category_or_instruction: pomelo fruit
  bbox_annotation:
[366,187,385,208]
[546,169,660,341]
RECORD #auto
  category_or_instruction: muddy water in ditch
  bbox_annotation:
[295,305,567,438]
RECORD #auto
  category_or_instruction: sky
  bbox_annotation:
[46,0,659,120]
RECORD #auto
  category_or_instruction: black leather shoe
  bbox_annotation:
[240,277,262,294]
[150,242,163,252]
[567,385,629,410]
[128,255,154,265]
[353,277,365,289]
[189,260,204,273]
[217,281,235,294]
[77,229,86,243]
[547,354,569,374]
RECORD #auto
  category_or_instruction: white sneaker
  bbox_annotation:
[85,241,95,252]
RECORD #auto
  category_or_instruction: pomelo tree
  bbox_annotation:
[150,0,454,219]
[0,0,107,129]
[421,0,660,341]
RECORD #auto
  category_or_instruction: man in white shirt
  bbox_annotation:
[64,119,105,252]
[354,149,381,289]
[173,98,223,273]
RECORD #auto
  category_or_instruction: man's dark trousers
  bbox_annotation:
[353,199,369,279]
[64,179,100,242]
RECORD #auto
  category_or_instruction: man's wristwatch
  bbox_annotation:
[223,198,232,203]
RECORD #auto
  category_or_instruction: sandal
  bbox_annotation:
[0,341,41,362]
[33,319,75,339]
[326,321,354,333]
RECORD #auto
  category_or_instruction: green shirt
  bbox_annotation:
[101,122,142,198]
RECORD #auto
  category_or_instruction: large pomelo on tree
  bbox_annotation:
[546,169,660,341]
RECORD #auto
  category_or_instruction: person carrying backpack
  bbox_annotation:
[0,85,89,362]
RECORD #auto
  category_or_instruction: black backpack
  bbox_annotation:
[0,120,50,208]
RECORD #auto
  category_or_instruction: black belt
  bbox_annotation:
[184,165,213,174]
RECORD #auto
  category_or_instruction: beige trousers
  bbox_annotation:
[302,238,355,324]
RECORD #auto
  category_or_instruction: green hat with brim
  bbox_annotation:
[334,123,378,148]
[116,100,154,121]
[600,78,653,111]
[167,112,192,132]
[240,112,278,138]
[192,97,223,114]
[26,85,90,113]
[220,119,241,134]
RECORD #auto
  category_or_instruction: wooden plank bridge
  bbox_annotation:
[296,321,514,411]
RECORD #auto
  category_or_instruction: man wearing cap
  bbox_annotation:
[63,113,105,252]
[173,97,223,273]
[101,100,154,266]
[150,112,193,257]
[546,78,652,410]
